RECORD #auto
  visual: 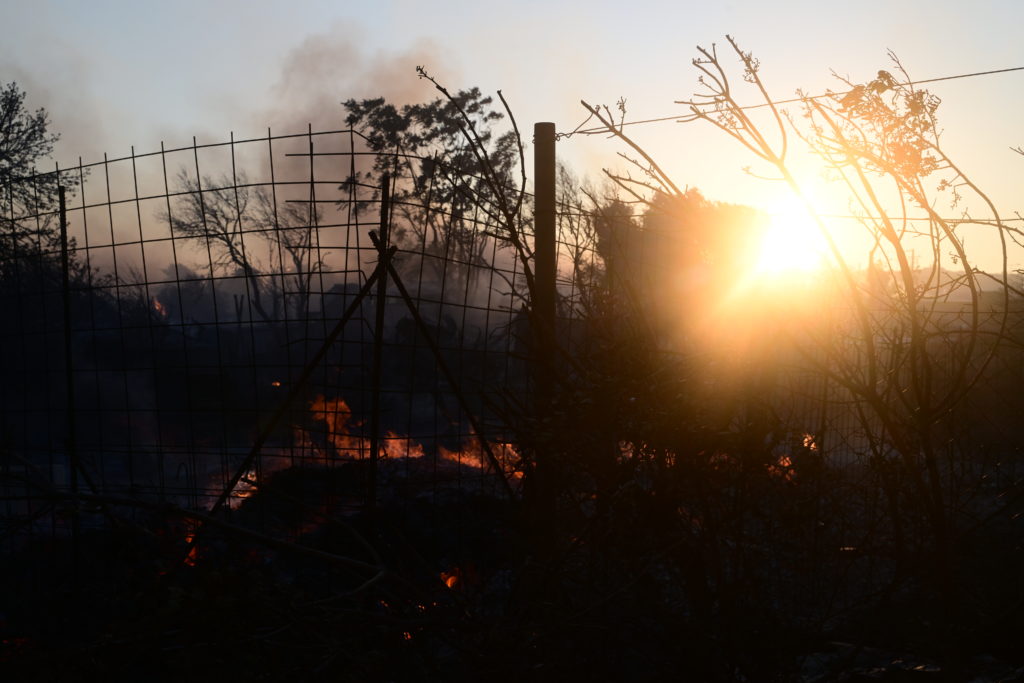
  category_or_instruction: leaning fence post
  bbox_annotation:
[367,174,391,514]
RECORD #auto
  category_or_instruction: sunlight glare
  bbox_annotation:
[756,199,828,274]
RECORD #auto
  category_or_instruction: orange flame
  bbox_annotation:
[440,569,460,589]
[438,439,522,479]
[183,395,523,552]
[383,430,425,459]
[440,564,479,591]
[310,395,365,457]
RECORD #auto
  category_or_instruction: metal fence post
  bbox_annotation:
[58,185,80,585]
[367,174,391,514]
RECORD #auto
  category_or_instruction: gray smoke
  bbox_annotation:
[252,34,459,136]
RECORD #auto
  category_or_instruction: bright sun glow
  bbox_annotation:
[756,199,828,274]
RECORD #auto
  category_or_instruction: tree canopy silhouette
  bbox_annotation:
[342,86,522,291]
[0,81,65,258]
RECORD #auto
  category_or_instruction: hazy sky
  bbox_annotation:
[3,0,1023,266]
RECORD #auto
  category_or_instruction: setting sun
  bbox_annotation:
[755,199,828,274]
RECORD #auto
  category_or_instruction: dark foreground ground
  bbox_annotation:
[3,462,1024,682]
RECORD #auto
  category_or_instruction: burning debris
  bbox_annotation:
[298,393,520,483]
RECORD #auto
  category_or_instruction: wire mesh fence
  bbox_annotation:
[5,126,1023,552]
[0,128,559,554]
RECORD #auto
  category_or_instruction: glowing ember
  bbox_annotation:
[152,297,167,317]
[767,454,796,482]
[802,432,819,452]
[617,441,636,460]
[709,452,735,469]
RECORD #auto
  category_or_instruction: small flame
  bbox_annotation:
[440,564,478,590]
[310,395,364,457]
[440,569,461,589]
[152,297,167,318]
[307,395,448,461]
[183,526,199,566]
[438,439,522,478]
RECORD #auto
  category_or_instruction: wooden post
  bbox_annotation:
[533,123,556,405]
[529,123,557,526]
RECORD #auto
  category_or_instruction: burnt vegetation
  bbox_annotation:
[3,41,1024,682]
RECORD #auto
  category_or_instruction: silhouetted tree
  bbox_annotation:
[343,81,523,295]
[589,188,766,345]
[0,81,67,262]
[165,170,324,323]
[574,36,1024,661]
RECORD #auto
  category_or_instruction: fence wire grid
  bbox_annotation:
[2,125,1023,630]
[0,127,590,550]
